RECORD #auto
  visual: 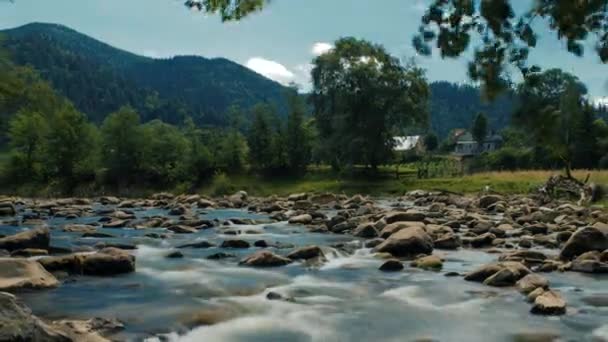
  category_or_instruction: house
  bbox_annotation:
[393,136,422,152]
[453,132,502,156]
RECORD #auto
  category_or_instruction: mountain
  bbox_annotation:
[1,22,290,125]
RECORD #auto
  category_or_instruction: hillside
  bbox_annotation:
[1,23,290,125]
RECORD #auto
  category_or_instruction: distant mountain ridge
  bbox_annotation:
[1,22,290,125]
[1,22,515,135]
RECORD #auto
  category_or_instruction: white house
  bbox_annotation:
[393,136,421,152]
[453,132,502,156]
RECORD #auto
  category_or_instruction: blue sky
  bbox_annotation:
[1,0,606,101]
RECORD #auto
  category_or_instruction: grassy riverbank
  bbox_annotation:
[4,169,608,199]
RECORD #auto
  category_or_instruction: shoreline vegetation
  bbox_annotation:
[3,169,608,202]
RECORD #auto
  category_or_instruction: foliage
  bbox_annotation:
[100,106,143,184]
[471,112,488,146]
[413,0,608,98]
[423,133,438,152]
[286,90,312,173]
[311,37,430,170]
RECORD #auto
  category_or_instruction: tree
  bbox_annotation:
[100,106,143,184]
[572,104,599,169]
[7,109,48,180]
[45,102,99,183]
[140,120,189,184]
[247,103,275,172]
[514,69,589,174]
[184,0,265,21]
[183,117,214,183]
[311,37,429,170]
[286,91,311,173]
[423,133,438,153]
[471,112,488,151]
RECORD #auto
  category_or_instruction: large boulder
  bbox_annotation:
[39,248,135,276]
[0,227,50,252]
[0,292,71,341]
[560,226,608,260]
[353,223,378,238]
[373,226,433,257]
[0,258,59,291]
[239,251,292,267]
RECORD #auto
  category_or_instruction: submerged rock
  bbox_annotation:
[0,258,59,291]
[239,250,292,267]
[220,239,250,249]
[373,226,433,257]
[0,227,50,252]
[410,255,443,270]
[379,259,404,272]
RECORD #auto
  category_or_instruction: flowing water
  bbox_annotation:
[4,205,608,341]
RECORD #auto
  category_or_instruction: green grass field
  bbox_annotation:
[199,169,608,197]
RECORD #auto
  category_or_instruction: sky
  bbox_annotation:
[1,0,606,102]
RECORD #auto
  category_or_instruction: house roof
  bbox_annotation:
[393,136,420,151]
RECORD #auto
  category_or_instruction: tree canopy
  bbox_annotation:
[311,37,429,169]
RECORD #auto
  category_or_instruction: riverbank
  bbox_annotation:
[5,169,608,200]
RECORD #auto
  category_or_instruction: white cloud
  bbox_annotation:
[245,57,295,85]
[312,42,333,56]
[594,96,608,107]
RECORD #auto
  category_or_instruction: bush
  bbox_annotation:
[210,172,234,196]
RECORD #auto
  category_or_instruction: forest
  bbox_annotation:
[1,23,608,195]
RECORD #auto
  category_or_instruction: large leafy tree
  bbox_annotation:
[514,69,590,174]
[247,103,275,172]
[311,37,429,170]
[101,106,144,184]
[286,90,311,173]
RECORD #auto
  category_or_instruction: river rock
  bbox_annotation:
[0,227,50,252]
[39,248,135,276]
[0,201,16,216]
[239,250,292,267]
[63,224,97,233]
[479,195,503,209]
[379,221,425,239]
[464,261,530,286]
[410,255,443,270]
[50,317,123,342]
[11,248,49,257]
[0,292,71,341]
[220,239,250,248]
[168,225,197,234]
[516,274,549,294]
[0,258,59,290]
[353,222,378,238]
[384,210,426,224]
[469,232,496,248]
[379,259,404,271]
[373,226,433,257]
[531,290,567,315]
[434,233,460,249]
[560,226,608,260]
[286,246,324,260]
[102,220,129,228]
[288,214,312,225]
